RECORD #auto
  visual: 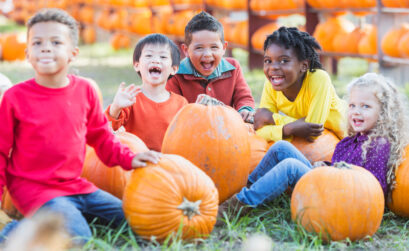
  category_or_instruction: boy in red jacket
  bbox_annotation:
[0,9,160,244]
[166,11,255,122]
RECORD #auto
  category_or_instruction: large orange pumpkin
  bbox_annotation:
[358,25,377,56]
[2,33,26,61]
[123,154,218,241]
[248,134,269,174]
[313,17,355,52]
[388,146,409,217]
[291,162,384,241]
[268,129,340,163]
[81,131,148,199]
[161,95,251,203]
[251,22,279,50]
[398,31,409,58]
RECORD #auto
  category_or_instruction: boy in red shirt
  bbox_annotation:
[0,9,160,243]
[166,11,255,122]
[105,34,187,152]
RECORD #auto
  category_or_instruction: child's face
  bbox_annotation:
[134,44,178,86]
[348,86,381,134]
[182,30,227,77]
[263,43,308,93]
[26,22,78,78]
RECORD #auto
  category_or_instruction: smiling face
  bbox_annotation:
[183,30,227,77]
[263,43,308,100]
[134,43,178,86]
[348,86,381,134]
[26,21,78,86]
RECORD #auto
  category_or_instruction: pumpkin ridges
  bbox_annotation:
[388,146,409,217]
[123,154,218,241]
[162,103,250,203]
[291,165,384,241]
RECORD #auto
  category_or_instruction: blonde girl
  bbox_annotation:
[341,72,409,198]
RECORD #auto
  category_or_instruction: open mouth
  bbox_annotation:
[39,58,53,64]
[201,61,214,71]
[353,118,364,127]
[269,75,285,85]
[149,66,162,77]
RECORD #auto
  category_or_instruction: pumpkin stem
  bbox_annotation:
[333,161,352,169]
[177,197,202,220]
[196,94,225,106]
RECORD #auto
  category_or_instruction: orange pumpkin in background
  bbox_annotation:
[129,9,152,34]
[81,26,96,44]
[81,131,148,199]
[162,96,251,203]
[110,33,131,50]
[291,162,384,241]
[313,17,355,52]
[251,22,279,50]
[358,24,377,56]
[398,31,409,57]
[2,33,26,61]
[381,24,409,58]
[123,154,218,241]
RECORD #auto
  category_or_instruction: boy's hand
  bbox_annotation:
[254,108,275,130]
[239,110,255,124]
[284,118,323,141]
[131,151,162,168]
[109,83,141,119]
[313,161,328,168]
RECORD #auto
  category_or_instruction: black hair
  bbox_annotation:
[133,33,180,67]
[264,26,322,72]
[27,8,79,46]
[184,11,224,46]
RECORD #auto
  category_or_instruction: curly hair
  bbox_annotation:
[346,73,409,195]
[263,26,322,72]
[27,8,79,46]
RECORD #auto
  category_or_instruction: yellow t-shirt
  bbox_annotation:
[256,69,346,142]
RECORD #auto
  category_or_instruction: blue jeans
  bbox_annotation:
[0,189,125,244]
[236,140,312,207]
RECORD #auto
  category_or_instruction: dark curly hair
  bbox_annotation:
[264,26,322,72]
[184,11,224,46]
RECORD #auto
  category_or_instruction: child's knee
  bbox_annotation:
[269,140,293,152]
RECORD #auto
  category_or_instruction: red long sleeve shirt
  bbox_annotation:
[0,75,136,216]
[166,57,255,110]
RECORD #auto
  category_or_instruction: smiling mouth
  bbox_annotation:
[269,76,285,85]
[353,119,364,126]
[39,58,53,64]
[201,61,214,70]
[149,66,162,76]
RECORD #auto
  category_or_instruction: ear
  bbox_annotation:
[301,60,309,73]
[181,43,189,58]
[133,61,140,72]
[68,46,79,63]
[222,40,228,51]
[170,65,179,75]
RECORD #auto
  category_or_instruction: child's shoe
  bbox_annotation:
[215,194,252,227]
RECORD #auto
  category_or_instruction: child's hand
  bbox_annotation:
[254,108,275,130]
[284,118,323,141]
[109,83,141,119]
[239,110,255,124]
[131,151,162,168]
[313,161,328,168]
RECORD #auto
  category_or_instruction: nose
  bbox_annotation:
[203,48,212,57]
[40,41,52,53]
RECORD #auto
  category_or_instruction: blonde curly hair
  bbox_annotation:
[346,73,409,195]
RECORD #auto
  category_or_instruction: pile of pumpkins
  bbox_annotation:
[307,0,409,8]
[313,16,378,56]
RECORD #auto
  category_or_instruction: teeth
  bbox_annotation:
[39,59,53,63]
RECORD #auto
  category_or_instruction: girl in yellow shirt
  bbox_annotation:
[254,27,346,142]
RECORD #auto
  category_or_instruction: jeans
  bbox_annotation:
[236,140,312,207]
[0,189,125,244]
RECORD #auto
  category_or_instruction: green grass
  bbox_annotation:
[2,39,409,250]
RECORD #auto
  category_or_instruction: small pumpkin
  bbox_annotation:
[291,162,384,241]
[381,24,409,58]
[81,131,148,199]
[268,129,340,163]
[81,26,96,44]
[162,95,251,203]
[123,154,218,241]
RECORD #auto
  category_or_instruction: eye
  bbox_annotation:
[263,59,271,64]
[349,104,355,108]
[32,41,41,46]
[145,54,152,58]
[279,59,288,64]
[52,40,62,45]
[211,45,219,49]
[160,55,167,59]
[362,104,370,108]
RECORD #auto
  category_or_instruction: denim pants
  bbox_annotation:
[0,189,125,243]
[236,140,313,207]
